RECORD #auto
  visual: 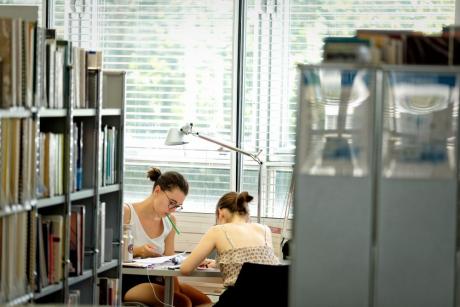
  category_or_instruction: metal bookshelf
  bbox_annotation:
[0,46,126,306]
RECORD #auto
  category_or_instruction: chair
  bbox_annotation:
[214,262,289,307]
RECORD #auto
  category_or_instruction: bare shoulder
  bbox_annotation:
[251,222,270,233]
[206,224,225,237]
[123,204,131,224]
[209,224,222,233]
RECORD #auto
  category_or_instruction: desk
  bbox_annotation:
[122,266,221,306]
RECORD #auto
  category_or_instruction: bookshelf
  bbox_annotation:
[0,15,125,305]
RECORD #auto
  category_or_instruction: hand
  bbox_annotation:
[138,244,162,258]
[198,259,216,269]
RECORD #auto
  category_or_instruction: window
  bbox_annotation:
[241,0,456,218]
[100,0,236,212]
[1,0,456,217]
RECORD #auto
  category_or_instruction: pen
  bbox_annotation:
[166,214,181,235]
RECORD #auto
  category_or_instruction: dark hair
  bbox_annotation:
[216,191,253,216]
[147,167,189,195]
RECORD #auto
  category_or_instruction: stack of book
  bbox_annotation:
[323,26,460,65]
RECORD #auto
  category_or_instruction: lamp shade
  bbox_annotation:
[165,128,188,145]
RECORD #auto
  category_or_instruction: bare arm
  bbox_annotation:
[133,244,162,258]
[123,204,131,224]
[180,226,217,275]
[265,225,274,249]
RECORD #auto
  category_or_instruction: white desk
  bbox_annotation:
[122,266,221,306]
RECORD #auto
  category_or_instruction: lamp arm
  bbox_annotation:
[179,123,263,222]
[193,133,263,165]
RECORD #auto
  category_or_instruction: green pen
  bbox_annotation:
[166,214,181,235]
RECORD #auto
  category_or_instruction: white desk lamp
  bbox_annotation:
[165,123,263,223]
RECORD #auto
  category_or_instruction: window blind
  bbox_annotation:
[241,0,455,218]
[99,0,235,212]
[1,0,456,217]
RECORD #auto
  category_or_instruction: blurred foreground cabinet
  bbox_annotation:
[291,64,460,307]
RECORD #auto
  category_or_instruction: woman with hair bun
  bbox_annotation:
[122,167,211,307]
[180,191,280,306]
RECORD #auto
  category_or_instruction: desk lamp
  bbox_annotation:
[165,123,263,223]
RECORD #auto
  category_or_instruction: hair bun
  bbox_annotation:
[147,167,162,182]
[243,192,253,203]
[236,191,253,212]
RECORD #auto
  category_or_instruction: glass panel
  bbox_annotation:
[382,69,460,178]
[299,66,374,177]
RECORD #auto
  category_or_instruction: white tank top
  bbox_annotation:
[126,203,173,255]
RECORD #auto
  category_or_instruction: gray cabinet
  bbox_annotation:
[291,64,460,307]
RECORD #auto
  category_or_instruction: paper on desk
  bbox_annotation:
[123,255,176,267]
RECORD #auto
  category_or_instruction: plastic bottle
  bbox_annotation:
[122,224,134,262]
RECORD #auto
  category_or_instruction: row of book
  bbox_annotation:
[0,201,115,299]
[35,214,64,289]
[1,120,120,207]
[323,25,460,65]
[0,17,103,109]
[0,212,28,301]
[38,132,65,198]
[0,18,36,108]
[98,202,116,267]
[0,118,36,208]
[45,30,102,109]
[97,277,119,306]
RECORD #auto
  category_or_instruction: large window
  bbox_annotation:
[1,0,456,217]
[241,0,456,218]
[100,0,236,212]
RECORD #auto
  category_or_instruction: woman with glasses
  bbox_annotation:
[122,167,211,307]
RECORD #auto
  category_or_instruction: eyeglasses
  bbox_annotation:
[162,190,183,211]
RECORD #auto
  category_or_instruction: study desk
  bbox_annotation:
[122,266,222,306]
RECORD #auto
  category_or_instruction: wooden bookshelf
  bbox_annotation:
[0,14,125,305]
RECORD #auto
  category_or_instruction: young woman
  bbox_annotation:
[122,167,211,307]
[180,191,280,306]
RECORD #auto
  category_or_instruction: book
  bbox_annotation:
[0,18,13,107]
[36,214,48,289]
[104,228,113,263]
[87,69,99,108]
[70,205,85,276]
[98,202,106,266]
[27,209,37,291]
[0,218,4,301]
[323,36,371,63]
[42,215,64,283]
[405,35,450,65]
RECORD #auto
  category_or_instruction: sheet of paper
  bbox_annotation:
[123,254,176,267]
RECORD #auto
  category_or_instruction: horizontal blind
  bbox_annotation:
[99,0,235,212]
[242,0,456,218]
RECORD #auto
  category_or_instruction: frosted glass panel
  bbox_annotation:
[382,69,460,179]
[299,67,374,177]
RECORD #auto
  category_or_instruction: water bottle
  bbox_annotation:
[122,224,134,262]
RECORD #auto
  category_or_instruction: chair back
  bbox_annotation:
[232,262,289,307]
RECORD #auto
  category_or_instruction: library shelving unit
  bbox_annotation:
[0,20,126,305]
